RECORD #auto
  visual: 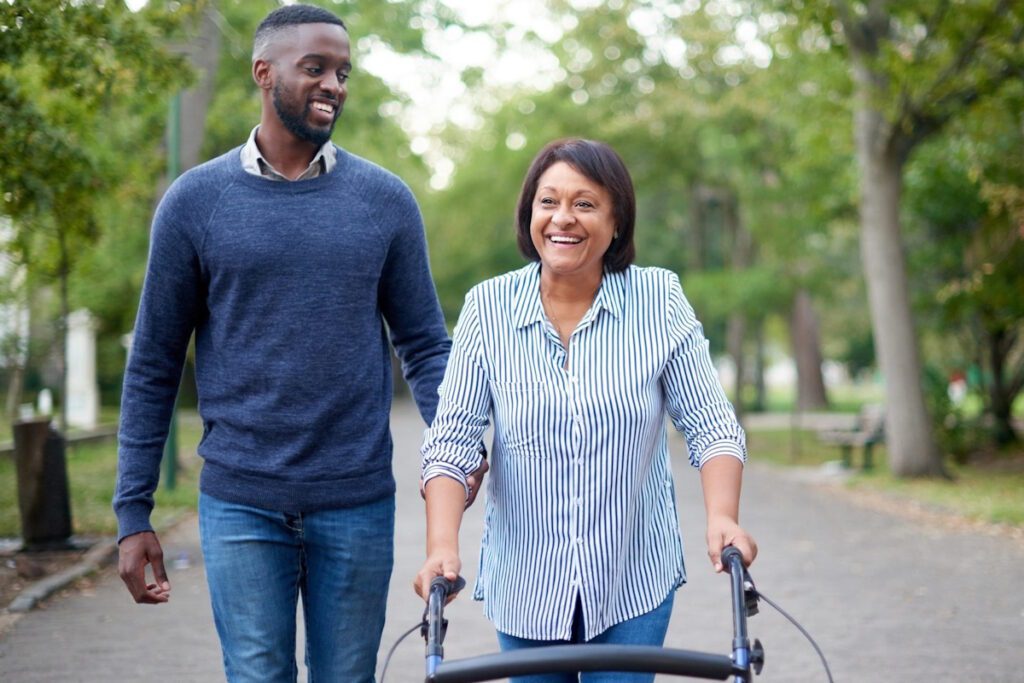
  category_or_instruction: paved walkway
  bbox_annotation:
[1,400,1022,681]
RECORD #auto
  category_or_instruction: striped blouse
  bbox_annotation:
[422,262,746,641]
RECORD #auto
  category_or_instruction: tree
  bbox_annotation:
[906,84,1024,446]
[0,0,197,427]
[759,0,1024,475]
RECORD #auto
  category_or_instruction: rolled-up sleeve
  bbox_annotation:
[661,274,747,468]
[421,291,491,495]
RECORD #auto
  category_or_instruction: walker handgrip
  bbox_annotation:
[721,545,744,572]
[431,575,467,597]
[425,576,467,676]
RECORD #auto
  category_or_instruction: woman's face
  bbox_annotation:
[529,161,615,282]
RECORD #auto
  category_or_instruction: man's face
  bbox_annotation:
[267,23,351,147]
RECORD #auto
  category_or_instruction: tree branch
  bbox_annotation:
[927,0,1009,91]
[912,0,951,65]
[890,12,1024,159]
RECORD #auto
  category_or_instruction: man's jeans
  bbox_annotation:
[199,492,395,682]
[496,592,675,683]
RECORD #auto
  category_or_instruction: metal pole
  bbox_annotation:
[162,91,181,491]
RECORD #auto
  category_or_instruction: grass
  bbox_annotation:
[736,381,888,414]
[0,415,202,539]
[2,407,1021,537]
[747,427,1024,527]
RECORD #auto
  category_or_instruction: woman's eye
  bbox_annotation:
[539,197,555,205]
[576,201,593,209]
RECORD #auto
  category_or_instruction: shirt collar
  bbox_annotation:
[512,262,626,330]
[239,126,337,180]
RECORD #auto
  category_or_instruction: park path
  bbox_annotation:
[1,399,1021,681]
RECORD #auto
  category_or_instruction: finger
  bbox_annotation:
[149,548,170,593]
[707,536,725,573]
[735,537,758,566]
[414,573,429,600]
[442,559,461,583]
[138,588,170,604]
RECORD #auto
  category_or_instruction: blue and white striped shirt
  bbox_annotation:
[422,263,746,640]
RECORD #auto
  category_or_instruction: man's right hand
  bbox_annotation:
[118,531,171,604]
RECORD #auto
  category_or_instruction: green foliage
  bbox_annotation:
[903,79,1024,444]
[0,417,203,538]
[0,0,202,411]
[0,0,196,250]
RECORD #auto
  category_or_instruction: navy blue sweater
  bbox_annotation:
[113,146,450,541]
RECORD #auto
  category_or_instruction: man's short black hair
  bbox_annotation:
[253,4,346,61]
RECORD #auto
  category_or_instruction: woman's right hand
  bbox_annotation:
[414,549,462,602]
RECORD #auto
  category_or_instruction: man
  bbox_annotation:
[114,5,480,681]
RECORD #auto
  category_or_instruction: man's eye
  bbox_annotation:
[306,67,322,75]
[338,72,350,83]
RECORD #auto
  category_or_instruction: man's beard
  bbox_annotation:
[272,81,338,147]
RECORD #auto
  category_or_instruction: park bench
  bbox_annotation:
[817,404,885,470]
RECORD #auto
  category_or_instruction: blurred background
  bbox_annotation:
[0,0,1022,544]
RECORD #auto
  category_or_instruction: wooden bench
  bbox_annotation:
[818,404,885,470]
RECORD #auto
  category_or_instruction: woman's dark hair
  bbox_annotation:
[515,138,636,272]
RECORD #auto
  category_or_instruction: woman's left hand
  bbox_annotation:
[706,514,758,573]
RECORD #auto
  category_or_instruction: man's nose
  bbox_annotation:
[320,73,344,96]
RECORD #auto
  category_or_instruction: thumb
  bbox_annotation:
[150,547,170,592]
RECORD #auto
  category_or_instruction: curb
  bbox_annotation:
[3,511,194,615]
[6,539,118,613]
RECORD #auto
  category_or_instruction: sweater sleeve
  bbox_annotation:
[112,178,205,541]
[378,181,451,426]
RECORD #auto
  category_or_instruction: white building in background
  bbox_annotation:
[65,309,100,430]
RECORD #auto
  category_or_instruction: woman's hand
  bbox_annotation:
[416,476,470,601]
[414,549,462,602]
[706,514,758,572]
[699,455,757,572]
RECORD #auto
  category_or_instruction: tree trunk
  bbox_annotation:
[987,327,1020,445]
[853,63,944,477]
[727,313,746,421]
[724,190,751,419]
[789,288,829,411]
[5,364,24,420]
[753,317,766,412]
[179,6,221,173]
[57,230,69,434]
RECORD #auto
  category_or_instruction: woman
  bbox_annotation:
[414,138,757,683]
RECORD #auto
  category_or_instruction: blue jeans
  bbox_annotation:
[496,592,675,683]
[199,492,395,683]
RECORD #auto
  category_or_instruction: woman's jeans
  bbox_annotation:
[199,492,395,682]
[496,592,675,683]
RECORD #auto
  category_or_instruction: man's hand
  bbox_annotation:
[419,459,490,508]
[118,531,171,604]
[465,458,489,507]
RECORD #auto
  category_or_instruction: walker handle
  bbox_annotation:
[425,576,466,676]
